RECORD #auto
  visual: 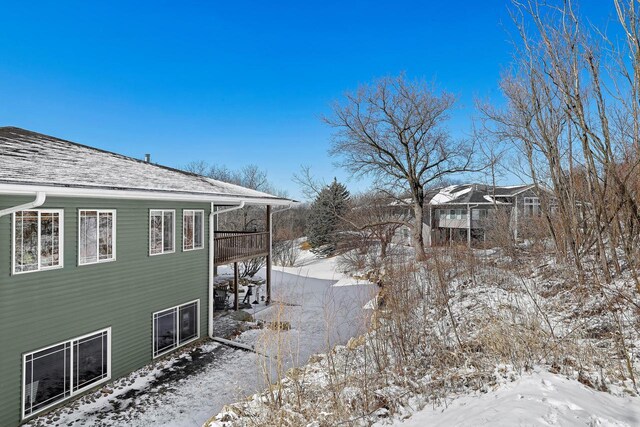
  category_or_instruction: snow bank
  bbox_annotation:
[391,370,640,427]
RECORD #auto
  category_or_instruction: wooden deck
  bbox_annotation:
[214,231,269,265]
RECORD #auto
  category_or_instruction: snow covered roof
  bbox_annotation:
[427,183,533,206]
[0,127,293,205]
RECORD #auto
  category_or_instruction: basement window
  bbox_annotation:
[149,209,175,255]
[22,328,111,419]
[13,210,64,274]
[153,300,199,358]
[183,210,204,251]
[79,210,116,265]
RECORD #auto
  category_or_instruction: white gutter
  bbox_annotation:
[0,183,293,206]
[0,192,46,218]
[208,201,246,338]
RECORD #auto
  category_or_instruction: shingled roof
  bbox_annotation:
[0,127,292,204]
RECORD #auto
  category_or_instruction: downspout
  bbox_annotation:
[270,204,293,251]
[0,192,46,218]
[208,201,245,339]
[267,204,293,304]
[270,204,292,241]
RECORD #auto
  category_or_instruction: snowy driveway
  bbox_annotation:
[28,268,377,427]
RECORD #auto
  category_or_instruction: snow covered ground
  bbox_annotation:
[27,252,376,427]
[388,369,640,426]
[274,248,377,287]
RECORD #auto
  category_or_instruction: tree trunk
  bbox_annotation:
[380,239,388,259]
[412,199,428,261]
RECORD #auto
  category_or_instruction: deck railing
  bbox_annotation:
[214,231,270,265]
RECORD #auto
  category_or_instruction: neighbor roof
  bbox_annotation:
[427,184,534,205]
[0,127,293,205]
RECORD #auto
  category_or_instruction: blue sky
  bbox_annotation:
[0,1,616,200]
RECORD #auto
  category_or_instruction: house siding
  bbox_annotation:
[0,195,210,425]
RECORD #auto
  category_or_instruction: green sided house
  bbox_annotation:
[0,127,293,425]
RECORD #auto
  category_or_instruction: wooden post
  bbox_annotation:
[233,262,239,311]
[266,205,272,305]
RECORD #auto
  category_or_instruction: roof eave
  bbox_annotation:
[0,183,296,206]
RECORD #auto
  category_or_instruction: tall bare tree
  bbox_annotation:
[324,75,475,260]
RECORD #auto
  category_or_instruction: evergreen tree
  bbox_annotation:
[306,179,350,253]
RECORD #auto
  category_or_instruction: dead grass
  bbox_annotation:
[207,245,640,426]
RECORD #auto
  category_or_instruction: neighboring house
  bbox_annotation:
[423,183,544,247]
[0,127,293,425]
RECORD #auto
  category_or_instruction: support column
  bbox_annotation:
[266,205,272,305]
[467,204,472,248]
[514,197,519,242]
[233,262,239,311]
[213,212,218,276]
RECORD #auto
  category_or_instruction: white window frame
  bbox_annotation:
[78,209,117,266]
[21,327,111,420]
[12,209,65,275]
[152,299,200,358]
[182,209,205,251]
[149,209,175,256]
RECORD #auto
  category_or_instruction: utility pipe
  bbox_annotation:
[0,192,46,218]
[208,201,246,338]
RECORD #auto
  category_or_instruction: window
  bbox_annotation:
[444,209,466,220]
[149,210,175,255]
[13,210,64,274]
[524,197,541,216]
[183,210,204,251]
[153,300,199,358]
[79,210,116,265]
[22,328,110,419]
[472,209,489,220]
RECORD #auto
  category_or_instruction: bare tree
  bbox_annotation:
[480,0,640,285]
[343,191,408,259]
[324,75,476,260]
